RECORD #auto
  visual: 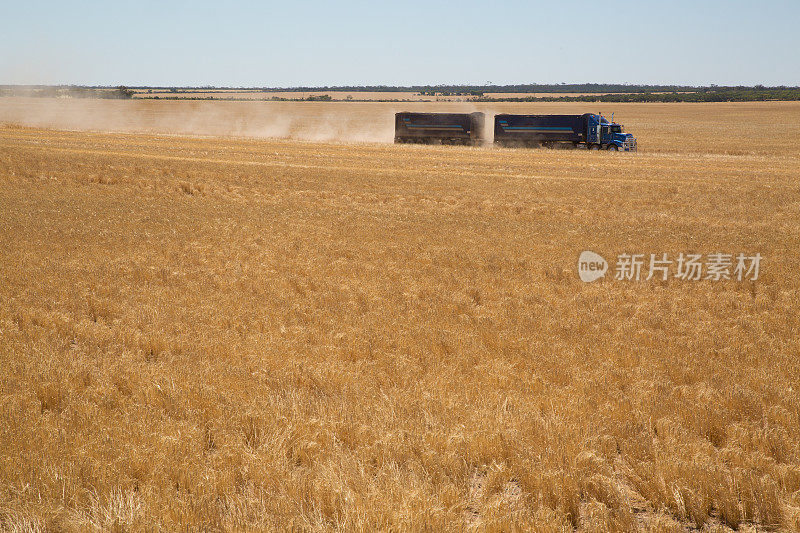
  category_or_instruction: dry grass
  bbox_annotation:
[1,101,799,531]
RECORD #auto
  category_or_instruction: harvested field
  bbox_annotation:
[1,100,800,530]
[2,98,798,154]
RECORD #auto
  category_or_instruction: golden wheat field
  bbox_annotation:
[1,99,800,531]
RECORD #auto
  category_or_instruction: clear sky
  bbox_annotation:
[2,0,798,87]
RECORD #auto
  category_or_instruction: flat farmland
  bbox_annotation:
[2,97,799,155]
[1,100,800,531]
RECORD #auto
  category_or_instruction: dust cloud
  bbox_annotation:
[0,97,411,143]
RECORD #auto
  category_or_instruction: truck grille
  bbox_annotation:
[622,139,637,152]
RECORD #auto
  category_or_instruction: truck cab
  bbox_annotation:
[587,114,637,151]
[603,123,637,151]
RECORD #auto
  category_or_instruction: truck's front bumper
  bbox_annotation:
[622,139,637,151]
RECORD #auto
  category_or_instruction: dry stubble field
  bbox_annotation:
[1,100,800,531]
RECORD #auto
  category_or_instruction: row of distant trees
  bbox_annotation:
[138,84,800,102]
[478,88,800,103]
[3,84,800,102]
[419,90,485,96]
[253,83,798,94]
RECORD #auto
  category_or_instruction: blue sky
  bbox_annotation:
[1,0,798,86]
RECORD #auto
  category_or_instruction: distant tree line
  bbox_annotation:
[477,88,800,103]
[419,90,485,96]
[278,83,704,93]
[245,83,798,95]
[126,84,800,102]
[3,84,800,102]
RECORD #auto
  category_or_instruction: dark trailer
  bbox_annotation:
[395,112,484,146]
[494,113,606,147]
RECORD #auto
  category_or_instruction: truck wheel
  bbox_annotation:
[589,144,600,151]
[607,144,619,151]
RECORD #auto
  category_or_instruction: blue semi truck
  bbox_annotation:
[392,111,637,151]
[494,113,637,151]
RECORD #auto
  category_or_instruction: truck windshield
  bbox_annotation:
[610,125,623,133]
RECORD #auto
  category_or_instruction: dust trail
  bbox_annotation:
[0,97,505,145]
[0,98,405,144]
